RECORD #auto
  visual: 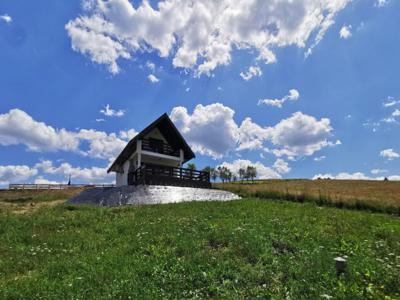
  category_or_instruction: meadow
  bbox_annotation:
[1,183,400,299]
[218,179,400,215]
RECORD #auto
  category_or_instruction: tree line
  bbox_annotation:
[187,163,257,183]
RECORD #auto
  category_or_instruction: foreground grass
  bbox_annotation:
[217,180,400,215]
[1,198,399,299]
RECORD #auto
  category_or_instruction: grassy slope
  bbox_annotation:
[217,180,400,214]
[1,196,399,299]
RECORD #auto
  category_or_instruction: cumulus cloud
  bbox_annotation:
[313,172,400,181]
[0,109,79,152]
[273,158,291,174]
[240,66,262,81]
[265,112,339,159]
[392,109,400,117]
[380,148,399,160]
[237,117,270,151]
[148,74,160,83]
[34,177,61,184]
[339,25,352,39]
[313,172,372,180]
[0,14,12,23]
[258,89,300,108]
[170,103,337,159]
[371,169,387,175]
[170,103,239,158]
[100,104,125,117]
[0,109,136,161]
[219,159,281,179]
[66,0,350,76]
[375,0,389,7]
[0,165,37,185]
[77,129,134,160]
[146,61,156,71]
[35,160,113,183]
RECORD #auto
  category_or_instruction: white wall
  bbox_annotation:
[116,159,130,186]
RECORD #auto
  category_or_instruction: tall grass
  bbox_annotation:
[217,180,400,215]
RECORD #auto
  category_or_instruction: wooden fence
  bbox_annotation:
[8,184,115,190]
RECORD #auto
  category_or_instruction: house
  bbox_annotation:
[107,113,211,188]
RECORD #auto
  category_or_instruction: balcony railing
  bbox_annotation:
[128,165,211,189]
[141,139,180,157]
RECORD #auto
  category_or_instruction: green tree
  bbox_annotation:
[187,163,196,170]
[246,165,257,183]
[211,168,218,182]
[217,166,231,183]
[238,168,246,183]
[202,166,217,182]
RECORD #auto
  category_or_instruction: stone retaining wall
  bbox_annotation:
[67,185,241,206]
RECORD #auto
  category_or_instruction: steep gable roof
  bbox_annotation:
[107,113,195,173]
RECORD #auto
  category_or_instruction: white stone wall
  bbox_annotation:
[68,185,241,206]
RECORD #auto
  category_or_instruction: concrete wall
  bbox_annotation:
[116,159,130,186]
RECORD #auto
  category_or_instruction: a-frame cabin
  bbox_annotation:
[107,113,211,188]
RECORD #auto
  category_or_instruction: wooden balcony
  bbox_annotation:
[141,139,180,157]
[128,165,211,189]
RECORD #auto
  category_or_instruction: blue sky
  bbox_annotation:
[0,0,399,185]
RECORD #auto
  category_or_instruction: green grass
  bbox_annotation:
[1,199,399,299]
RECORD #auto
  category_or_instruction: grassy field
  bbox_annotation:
[217,179,400,215]
[0,187,399,299]
[0,188,85,214]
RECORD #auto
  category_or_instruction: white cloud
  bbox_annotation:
[35,160,113,183]
[273,159,291,174]
[383,97,399,107]
[313,172,372,180]
[371,169,387,175]
[237,117,270,151]
[100,104,125,117]
[314,155,326,162]
[392,109,400,117]
[146,61,156,71]
[148,74,160,83]
[313,171,400,181]
[0,109,79,152]
[339,25,352,39]
[0,108,136,161]
[96,118,106,122]
[219,159,281,179]
[0,165,37,185]
[258,89,300,108]
[0,14,12,23]
[375,0,389,7]
[240,66,262,81]
[170,103,239,158]
[380,148,399,160]
[66,0,350,76]
[34,176,61,184]
[265,112,339,159]
[77,129,135,160]
[170,104,337,159]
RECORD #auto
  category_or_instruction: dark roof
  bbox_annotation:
[107,113,195,173]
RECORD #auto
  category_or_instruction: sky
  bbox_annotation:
[0,0,399,186]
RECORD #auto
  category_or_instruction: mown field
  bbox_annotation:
[217,179,400,215]
[0,184,399,299]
